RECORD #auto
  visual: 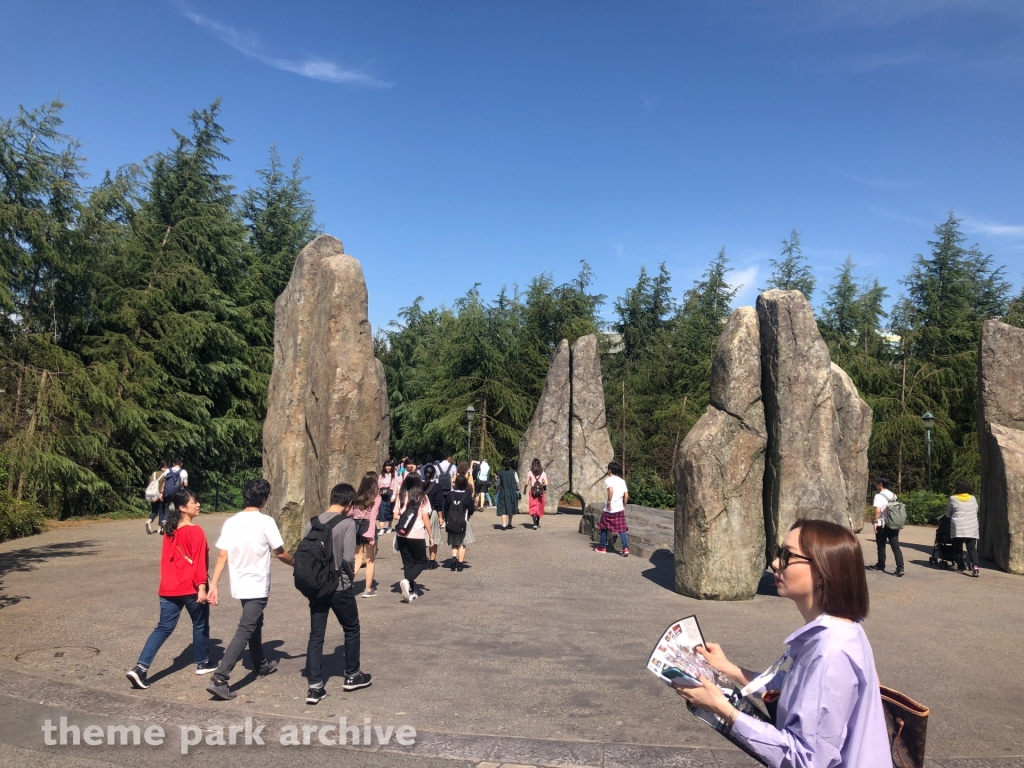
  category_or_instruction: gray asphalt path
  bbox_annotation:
[1,511,1023,766]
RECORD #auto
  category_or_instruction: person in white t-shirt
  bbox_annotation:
[596,461,630,557]
[206,478,293,700]
[868,476,904,577]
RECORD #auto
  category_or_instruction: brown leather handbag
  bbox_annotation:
[880,686,929,768]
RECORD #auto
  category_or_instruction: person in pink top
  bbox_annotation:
[351,471,381,598]
[395,473,433,603]
[377,461,402,534]
[524,458,548,530]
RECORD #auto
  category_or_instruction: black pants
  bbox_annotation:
[307,588,360,686]
[214,597,267,680]
[953,537,979,569]
[396,536,428,588]
[876,526,904,570]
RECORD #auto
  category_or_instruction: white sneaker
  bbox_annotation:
[146,520,153,534]
[408,593,418,602]
[400,579,411,603]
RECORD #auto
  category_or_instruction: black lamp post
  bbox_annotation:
[922,411,935,492]
[466,405,476,459]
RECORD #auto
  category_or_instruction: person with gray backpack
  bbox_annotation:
[295,483,372,705]
[869,477,905,577]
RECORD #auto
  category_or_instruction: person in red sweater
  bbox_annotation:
[126,489,213,689]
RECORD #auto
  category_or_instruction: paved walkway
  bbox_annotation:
[1,511,1023,766]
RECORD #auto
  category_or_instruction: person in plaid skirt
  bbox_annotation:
[595,461,630,557]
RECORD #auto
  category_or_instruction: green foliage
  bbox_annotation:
[0,489,46,541]
[0,100,316,521]
[625,467,674,510]
[379,264,605,465]
[901,490,949,526]
[604,249,736,480]
[763,228,816,300]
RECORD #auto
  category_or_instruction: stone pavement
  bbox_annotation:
[1,510,1023,766]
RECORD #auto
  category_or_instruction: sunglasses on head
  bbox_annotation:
[774,545,813,570]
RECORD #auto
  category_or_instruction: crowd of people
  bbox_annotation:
[129,448,987,766]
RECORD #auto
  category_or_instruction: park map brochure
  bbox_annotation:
[646,616,773,765]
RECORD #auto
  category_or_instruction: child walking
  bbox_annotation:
[127,489,214,688]
[206,479,293,700]
[595,461,630,557]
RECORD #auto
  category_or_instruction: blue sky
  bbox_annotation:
[3,1,1022,332]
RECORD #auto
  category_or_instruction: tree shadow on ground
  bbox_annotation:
[0,541,100,609]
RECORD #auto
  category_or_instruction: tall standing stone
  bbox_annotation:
[518,340,572,515]
[263,235,390,549]
[675,308,767,600]
[831,363,873,533]
[978,320,1024,573]
[569,334,615,511]
[757,290,847,555]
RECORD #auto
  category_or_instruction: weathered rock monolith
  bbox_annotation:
[675,307,767,600]
[978,320,1024,573]
[517,340,572,515]
[831,363,873,533]
[757,290,848,555]
[569,334,615,511]
[263,235,390,549]
[519,334,613,518]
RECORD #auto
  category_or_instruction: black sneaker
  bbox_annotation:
[306,686,328,705]
[343,671,372,692]
[867,564,885,572]
[256,659,278,679]
[126,665,150,689]
[195,662,217,675]
[895,567,905,577]
[206,676,236,700]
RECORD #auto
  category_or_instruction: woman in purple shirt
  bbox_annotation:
[676,519,891,767]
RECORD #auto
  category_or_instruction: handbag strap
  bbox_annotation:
[172,536,193,565]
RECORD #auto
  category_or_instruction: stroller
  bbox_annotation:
[929,516,958,569]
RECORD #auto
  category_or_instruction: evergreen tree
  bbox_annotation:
[763,228,815,299]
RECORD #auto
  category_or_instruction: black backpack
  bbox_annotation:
[293,515,344,600]
[163,468,184,498]
[445,494,467,534]
[438,468,453,493]
[395,501,421,537]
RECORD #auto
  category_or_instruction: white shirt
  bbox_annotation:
[165,466,188,485]
[605,475,628,513]
[438,460,456,477]
[478,461,490,482]
[215,510,285,599]
[873,488,896,526]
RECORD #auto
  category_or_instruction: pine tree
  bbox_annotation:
[763,228,815,299]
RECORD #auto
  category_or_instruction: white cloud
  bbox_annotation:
[728,265,760,307]
[184,11,394,88]
[963,218,1024,237]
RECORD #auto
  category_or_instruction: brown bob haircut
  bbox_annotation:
[791,518,869,622]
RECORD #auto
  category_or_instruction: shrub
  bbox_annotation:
[901,489,948,525]
[0,490,46,542]
[626,467,675,510]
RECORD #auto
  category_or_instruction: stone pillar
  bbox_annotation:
[978,320,1024,573]
[263,235,389,549]
[757,290,848,557]
[675,308,767,600]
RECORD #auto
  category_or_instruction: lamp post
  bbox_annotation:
[466,405,476,459]
[922,411,935,492]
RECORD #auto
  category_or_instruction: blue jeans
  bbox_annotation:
[138,595,210,669]
[599,530,628,550]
